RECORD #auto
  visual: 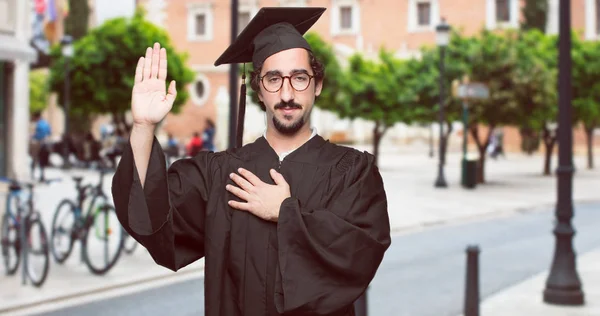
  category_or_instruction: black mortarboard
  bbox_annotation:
[214,7,326,148]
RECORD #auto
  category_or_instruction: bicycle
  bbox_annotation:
[87,164,137,255]
[1,177,52,287]
[50,167,125,275]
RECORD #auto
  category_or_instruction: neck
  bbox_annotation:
[265,124,312,155]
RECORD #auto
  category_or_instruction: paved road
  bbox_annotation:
[35,202,600,316]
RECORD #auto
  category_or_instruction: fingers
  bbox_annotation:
[230,172,253,192]
[165,80,177,105]
[134,57,144,84]
[143,47,152,79]
[228,200,250,211]
[158,47,168,81]
[270,169,287,186]
[150,42,161,79]
[237,168,262,186]
[226,184,250,201]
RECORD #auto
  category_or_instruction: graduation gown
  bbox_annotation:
[111,134,391,316]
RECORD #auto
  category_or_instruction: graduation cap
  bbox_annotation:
[214,7,326,148]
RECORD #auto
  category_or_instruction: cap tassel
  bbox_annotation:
[235,64,247,148]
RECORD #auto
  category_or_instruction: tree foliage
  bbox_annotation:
[49,8,194,132]
[572,33,600,169]
[29,69,50,116]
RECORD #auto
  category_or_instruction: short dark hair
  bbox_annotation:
[249,49,325,111]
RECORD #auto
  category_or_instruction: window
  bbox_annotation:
[195,14,206,36]
[190,74,210,106]
[496,0,510,23]
[187,3,213,41]
[340,6,352,30]
[238,4,257,36]
[408,0,439,32]
[331,0,360,35]
[238,11,251,34]
[0,0,15,34]
[486,0,517,29]
[417,2,431,26]
[279,0,307,6]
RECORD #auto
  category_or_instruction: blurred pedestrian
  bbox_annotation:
[186,132,203,157]
[29,111,51,181]
[202,118,216,152]
[165,133,179,165]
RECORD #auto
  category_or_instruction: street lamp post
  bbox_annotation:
[460,76,470,187]
[228,0,239,149]
[434,19,450,188]
[61,35,73,169]
[543,0,585,305]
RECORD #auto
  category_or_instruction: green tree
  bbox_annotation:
[414,31,473,166]
[513,29,558,174]
[573,35,600,169]
[30,69,50,115]
[444,30,520,183]
[521,0,548,32]
[49,8,194,134]
[342,50,419,164]
[64,0,90,40]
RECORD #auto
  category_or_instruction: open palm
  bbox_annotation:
[131,42,177,127]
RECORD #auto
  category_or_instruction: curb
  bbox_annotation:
[0,265,205,315]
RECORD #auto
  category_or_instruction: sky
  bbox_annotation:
[94,0,136,25]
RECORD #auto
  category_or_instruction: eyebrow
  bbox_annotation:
[263,69,311,77]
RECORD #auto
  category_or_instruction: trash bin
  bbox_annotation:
[461,159,478,189]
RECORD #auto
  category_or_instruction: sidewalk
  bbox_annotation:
[476,247,600,316]
[1,148,599,314]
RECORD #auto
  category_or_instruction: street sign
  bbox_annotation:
[457,83,489,100]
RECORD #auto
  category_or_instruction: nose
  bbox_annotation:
[279,77,295,102]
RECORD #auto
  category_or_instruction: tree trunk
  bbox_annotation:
[585,126,594,169]
[372,121,388,167]
[442,121,453,166]
[542,126,557,175]
[469,124,495,184]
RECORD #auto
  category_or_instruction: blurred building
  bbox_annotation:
[133,0,599,153]
[0,0,37,178]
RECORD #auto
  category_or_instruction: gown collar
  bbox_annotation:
[253,130,327,164]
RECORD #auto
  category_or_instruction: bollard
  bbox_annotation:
[354,287,368,316]
[464,245,480,316]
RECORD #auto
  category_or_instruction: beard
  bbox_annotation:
[272,101,306,135]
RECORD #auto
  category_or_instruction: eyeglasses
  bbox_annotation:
[260,73,314,93]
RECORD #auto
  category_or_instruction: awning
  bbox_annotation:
[0,34,38,63]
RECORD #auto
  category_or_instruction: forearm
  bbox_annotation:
[130,123,155,187]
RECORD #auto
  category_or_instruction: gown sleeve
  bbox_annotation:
[274,150,391,315]
[111,137,213,271]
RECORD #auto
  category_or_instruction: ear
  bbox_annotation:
[258,89,264,103]
[314,78,323,97]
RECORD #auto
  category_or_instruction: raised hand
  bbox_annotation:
[131,42,177,128]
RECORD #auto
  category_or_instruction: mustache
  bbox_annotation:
[274,101,302,110]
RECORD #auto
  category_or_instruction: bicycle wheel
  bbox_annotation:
[25,216,50,287]
[50,199,77,264]
[1,213,20,275]
[83,202,124,275]
[122,231,138,255]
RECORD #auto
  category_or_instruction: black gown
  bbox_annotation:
[111,134,391,316]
